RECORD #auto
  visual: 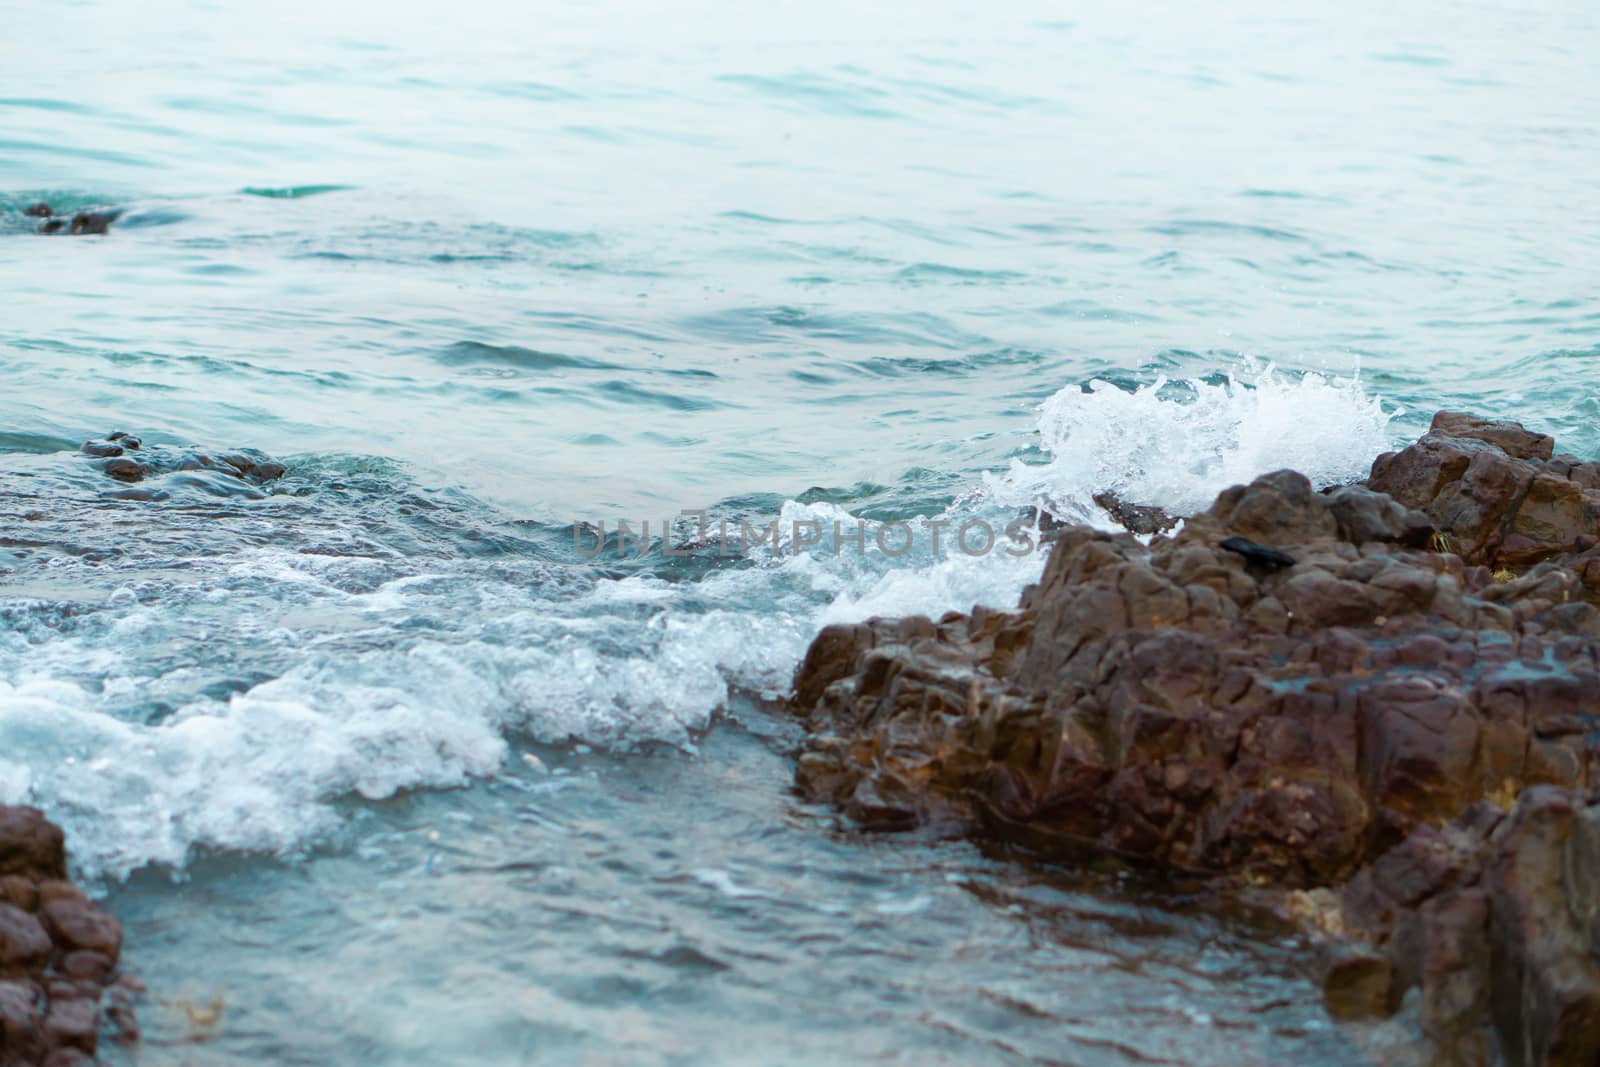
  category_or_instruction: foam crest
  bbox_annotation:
[985,364,1398,523]
[0,364,1399,882]
[0,650,510,883]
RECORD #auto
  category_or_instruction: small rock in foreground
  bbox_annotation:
[0,807,138,1065]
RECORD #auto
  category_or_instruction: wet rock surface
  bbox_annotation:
[0,807,138,1065]
[1091,491,1180,535]
[788,412,1600,1063]
[77,432,287,486]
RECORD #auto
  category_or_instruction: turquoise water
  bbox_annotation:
[2,1,1598,1063]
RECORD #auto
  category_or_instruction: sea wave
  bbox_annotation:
[0,364,1398,882]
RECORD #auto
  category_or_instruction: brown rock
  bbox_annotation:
[42,995,98,1054]
[1204,468,1338,545]
[1340,788,1600,1067]
[1430,411,1555,462]
[102,457,150,482]
[0,904,52,971]
[34,882,84,908]
[792,623,874,710]
[0,808,66,881]
[1484,789,1600,1067]
[1092,491,1179,535]
[42,1048,97,1067]
[42,899,122,962]
[1367,411,1596,569]
[0,978,41,1055]
[67,211,115,236]
[1322,944,1399,1020]
[0,876,37,912]
[79,439,124,458]
[1325,484,1434,547]
[58,952,113,982]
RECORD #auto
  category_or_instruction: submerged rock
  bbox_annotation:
[787,411,1600,1061]
[78,433,287,486]
[7,203,121,237]
[0,807,136,1065]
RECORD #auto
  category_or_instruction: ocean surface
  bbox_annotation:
[2,0,1598,1062]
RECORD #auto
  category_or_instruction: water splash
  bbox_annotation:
[984,363,1398,525]
[0,363,1399,882]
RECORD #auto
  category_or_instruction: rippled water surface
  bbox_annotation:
[2,0,1598,1063]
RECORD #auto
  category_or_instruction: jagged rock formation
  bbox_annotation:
[788,412,1600,1065]
[1318,786,1600,1065]
[1368,411,1600,569]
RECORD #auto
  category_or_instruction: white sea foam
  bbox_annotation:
[984,363,1398,524]
[0,364,1397,882]
[0,651,510,882]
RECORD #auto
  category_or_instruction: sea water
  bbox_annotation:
[2,0,1597,1062]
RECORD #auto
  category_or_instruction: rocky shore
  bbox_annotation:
[789,412,1600,1066]
[0,808,137,1066]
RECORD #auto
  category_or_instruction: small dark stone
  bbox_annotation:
[0,979,42,1056]
[0,876,37,912]
[59,951,113,982]
[101,458,149,482]
[68,211,114,236]
[42,899,122,962]
[22,203,52,218]
[42,995,97,1054]
[1217,536,1296,571]
[219,450,287,483]
[1093,492,1179,535]
[0,903,52,969]
[1323,946,1399,1019]
[80,440,124,458]
[38,218,65,234]
[0,808,66,880]
[34,882,83,908]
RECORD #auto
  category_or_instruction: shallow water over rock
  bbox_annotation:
[105,717,1395,1066]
